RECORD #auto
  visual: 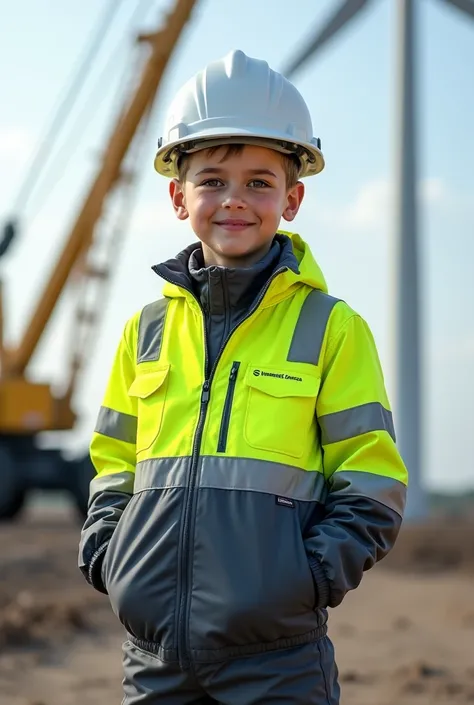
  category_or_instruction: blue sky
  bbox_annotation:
[0,0,473,490]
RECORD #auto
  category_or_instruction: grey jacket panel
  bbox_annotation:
[78,471,134,593]
[304,470,406,609]
[189,488,322,662]
[102,456,327,662]
[102,488,183,658]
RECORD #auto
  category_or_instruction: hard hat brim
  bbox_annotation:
[154,127,325,178]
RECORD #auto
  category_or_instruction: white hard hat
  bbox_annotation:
[154,50,324,178]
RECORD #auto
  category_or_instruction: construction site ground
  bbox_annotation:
[1,498,473,705]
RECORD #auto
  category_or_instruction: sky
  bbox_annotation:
[0,0,473,491]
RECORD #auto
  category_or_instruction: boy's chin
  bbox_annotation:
[216,243,269,263]
[214,236,274,257]
[199,231,275,266]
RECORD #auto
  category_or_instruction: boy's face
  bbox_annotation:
[169,145,304,267]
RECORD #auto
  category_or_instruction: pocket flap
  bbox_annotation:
[246,365,320,398]
[128,365,170,399]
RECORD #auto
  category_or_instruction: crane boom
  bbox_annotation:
[0,0,199,521]
[3,0,197,378]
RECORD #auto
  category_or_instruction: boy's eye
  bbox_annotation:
[199,178,271,188]
[248,179,270,188]
[201,179,223,187]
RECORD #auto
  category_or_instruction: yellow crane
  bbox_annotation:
[0,0,198,520]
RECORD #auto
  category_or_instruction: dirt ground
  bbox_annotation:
[1,500,474,705]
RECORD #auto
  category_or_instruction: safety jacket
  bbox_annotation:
[79,232,407,667]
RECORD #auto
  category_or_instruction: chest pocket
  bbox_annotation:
[128,365,170,454]
[244,365,321,458]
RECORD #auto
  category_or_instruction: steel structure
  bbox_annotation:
[282,0,474,520]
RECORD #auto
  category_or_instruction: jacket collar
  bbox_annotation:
[152,231,328,304]
[153,234,299,309]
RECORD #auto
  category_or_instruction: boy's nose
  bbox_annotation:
[221,190,247,209]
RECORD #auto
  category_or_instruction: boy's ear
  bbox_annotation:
[282,181,305,222]
[169,179,189,220]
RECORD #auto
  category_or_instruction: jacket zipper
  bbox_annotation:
[177,378,209,668]
[153,264,288,667]
[217,361,240,453]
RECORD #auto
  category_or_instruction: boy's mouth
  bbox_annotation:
[214,219,255,231]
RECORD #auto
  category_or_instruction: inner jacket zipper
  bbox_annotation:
[217,361,241,453]
[153,264,288,668]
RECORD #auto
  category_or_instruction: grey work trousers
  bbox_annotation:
[122,637,340,704]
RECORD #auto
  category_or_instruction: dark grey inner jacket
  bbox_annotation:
[187,236,285,369]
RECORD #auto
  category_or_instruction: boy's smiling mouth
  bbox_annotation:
[213,218,256,230]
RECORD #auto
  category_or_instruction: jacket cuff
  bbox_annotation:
[87,542,110,595]
[308,554,330,609]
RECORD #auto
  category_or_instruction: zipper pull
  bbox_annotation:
[229,362,239,381]
[201,380,210,404]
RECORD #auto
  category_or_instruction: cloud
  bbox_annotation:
[318,177,449,234]
[341,178,392,230]
[419,177,446,205]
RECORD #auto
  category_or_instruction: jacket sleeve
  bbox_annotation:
[305,311,408,609]
[78,318,138,594]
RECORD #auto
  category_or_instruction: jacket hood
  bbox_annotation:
[279,230,328,294]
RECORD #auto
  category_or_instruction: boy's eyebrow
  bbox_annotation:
[195,167,278,178]
[247,168,278,178]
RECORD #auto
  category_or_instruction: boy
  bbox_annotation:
[79,50,408,704]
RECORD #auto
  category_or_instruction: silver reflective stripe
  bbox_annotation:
[330,470,406,517]
[319,402,396,444]
[89,470,135,499]
[95,406,137,444]
[135,456,327,503]
[287,290,341,365]
[200,456,326,502]
[137,298,169,363]
[135,457,188,492]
